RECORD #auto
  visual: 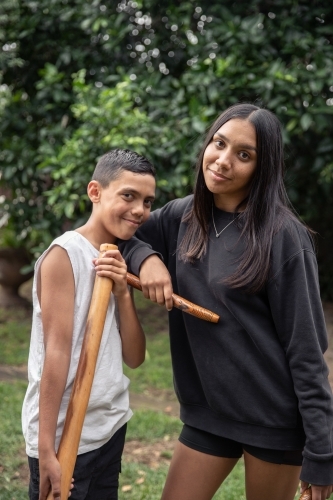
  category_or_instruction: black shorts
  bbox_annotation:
[179,424,303,466]
[28,423,127,500]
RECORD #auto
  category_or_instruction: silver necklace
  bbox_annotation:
[212,205,240,238]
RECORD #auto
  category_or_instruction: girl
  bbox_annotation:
[120,104,333,500]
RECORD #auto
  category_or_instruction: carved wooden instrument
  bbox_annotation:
[299,487,311,500]
[46,243,117,500]
[126,272,220,323]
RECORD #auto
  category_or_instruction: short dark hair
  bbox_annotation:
[92,149,155,187]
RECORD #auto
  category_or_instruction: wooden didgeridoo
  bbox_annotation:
[299,487,312,500]
[46,243,117,500]
[126,272,220,323]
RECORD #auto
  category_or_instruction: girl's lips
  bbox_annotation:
[208,168,230,181]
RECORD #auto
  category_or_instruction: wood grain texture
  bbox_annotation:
[46,243,117,500]
[299,487,312,500]
[126,272,219,323]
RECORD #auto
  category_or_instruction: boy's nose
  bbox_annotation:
[131,203,144,216]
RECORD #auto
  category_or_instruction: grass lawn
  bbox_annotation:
[0,308,32,365]
[0,380,29,499]
[0,289,302,499]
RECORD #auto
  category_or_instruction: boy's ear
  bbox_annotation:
[87,180,102,203]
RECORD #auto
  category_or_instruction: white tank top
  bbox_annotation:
[22,231,132,458]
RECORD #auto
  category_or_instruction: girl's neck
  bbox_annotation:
[213,195,247,213]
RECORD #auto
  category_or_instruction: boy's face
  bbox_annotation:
[89,170,156,241]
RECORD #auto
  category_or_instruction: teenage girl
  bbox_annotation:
[121,104,333,500]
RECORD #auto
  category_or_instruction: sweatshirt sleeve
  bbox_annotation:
[267,234,333,484]
[118,235,162,276]
[119,196,191,276]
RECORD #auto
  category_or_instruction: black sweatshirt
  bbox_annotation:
[120,195,333,484]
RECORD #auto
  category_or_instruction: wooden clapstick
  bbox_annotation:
[46,243,117,500]
[299,487,312,500]
[126,272,219,323]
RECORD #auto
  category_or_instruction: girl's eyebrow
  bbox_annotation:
[215,132,257,153]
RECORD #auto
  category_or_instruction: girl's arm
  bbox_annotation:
[119,197,193,310]
[38,246,75,499]
[137,254,173,310]
[94,249,145,368]
[267,233,333,487]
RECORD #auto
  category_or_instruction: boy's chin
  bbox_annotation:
[115,228,139,241]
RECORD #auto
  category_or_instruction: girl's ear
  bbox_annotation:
[87,180,102,203]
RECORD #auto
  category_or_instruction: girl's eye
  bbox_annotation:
[239,151,250,160]
[214,139,225,148]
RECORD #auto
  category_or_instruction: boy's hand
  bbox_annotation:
[139,255,173,311]
[93,250,128,297]
[39,452,74,499]
[39,453,61,499]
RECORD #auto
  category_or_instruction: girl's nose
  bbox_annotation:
[215,150,231,169]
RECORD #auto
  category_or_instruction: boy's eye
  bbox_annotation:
[123,193,133,200]
[144,199,154,208]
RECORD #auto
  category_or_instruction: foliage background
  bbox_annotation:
[1,0,333,296]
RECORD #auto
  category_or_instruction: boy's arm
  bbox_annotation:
[38,246,75,500]
[116,291,146,369]
[94,249,145,369]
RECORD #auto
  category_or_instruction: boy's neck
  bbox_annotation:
[75,218,117,251]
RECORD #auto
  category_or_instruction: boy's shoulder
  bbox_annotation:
[50,231,97,253]
[52,230,82,246]
[36,231,98,270]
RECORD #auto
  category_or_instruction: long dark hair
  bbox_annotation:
[179,103,306,293]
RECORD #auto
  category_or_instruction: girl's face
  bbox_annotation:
[202,118,257,211]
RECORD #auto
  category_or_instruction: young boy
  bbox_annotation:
[22,149,156,500]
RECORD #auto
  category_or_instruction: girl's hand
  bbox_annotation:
[139,255,173,311]
[312,484,333,500]
[93,250,128,298]
[301,481,333,499]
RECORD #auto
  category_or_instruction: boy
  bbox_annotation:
[22,149,156,500]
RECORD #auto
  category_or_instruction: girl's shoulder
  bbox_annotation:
[159,194,193,220]
[269,212,316,278]
[273,212,314,252]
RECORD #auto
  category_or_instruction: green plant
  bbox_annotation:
[2,1,333,295]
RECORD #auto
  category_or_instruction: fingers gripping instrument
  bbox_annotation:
[299,487,311,500]
[126,272,220,323]
[46,244,117,500]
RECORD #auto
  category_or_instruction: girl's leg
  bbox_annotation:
[244,451,301,500]
[161,441,239,500]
